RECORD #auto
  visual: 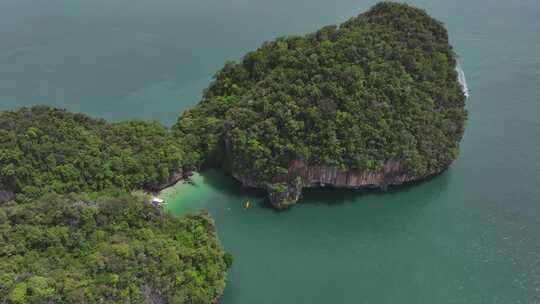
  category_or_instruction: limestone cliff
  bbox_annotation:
[231,159,443,209]
[145,170,186,193]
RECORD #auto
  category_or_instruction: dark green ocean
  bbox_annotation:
[2,0,539,302]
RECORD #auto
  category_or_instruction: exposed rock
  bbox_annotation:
[0,189,15,204]
[231,159,444,209]
[141,284,165,304]
[144,170,187,193]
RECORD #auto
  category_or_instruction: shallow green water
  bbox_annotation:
[2,0,540,302]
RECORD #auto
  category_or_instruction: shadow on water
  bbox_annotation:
[301,167,454,207]
[197,168,267,198]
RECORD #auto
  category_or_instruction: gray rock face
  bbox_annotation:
[231,159,442,209]
[145,170,185,193]
[0,189,15,204]
[292,159,413,188]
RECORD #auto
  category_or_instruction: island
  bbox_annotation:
[0,2,467,303]
[175,2,468,209]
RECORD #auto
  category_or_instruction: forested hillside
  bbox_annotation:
[0,106,199,202]
[0,107,230,303]
[0,194,231,303]
[174,2,467,207]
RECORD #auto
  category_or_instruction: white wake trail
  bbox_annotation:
[456,62,470,99]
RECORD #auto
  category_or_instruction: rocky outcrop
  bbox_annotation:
[144,170,186,193]
[0,189,15,204]
[231,159,443,209]
[141,283,166,304]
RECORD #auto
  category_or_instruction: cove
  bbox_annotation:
[164,163,537,303]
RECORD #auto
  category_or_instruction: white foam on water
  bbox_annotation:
[456,62,470,98]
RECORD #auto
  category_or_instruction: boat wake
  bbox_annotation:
[456,63,470,99]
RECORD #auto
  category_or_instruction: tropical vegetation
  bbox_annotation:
[0,193,231,303]
[0,106,199,202]
[174,2,467,189]
[0,2,467,302]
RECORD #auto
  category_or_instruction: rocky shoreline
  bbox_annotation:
[231,159,445,209]
[144,170,188,194]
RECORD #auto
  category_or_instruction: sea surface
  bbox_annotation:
[2,0,540,303]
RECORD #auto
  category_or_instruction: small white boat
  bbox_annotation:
[151,197,166,206]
